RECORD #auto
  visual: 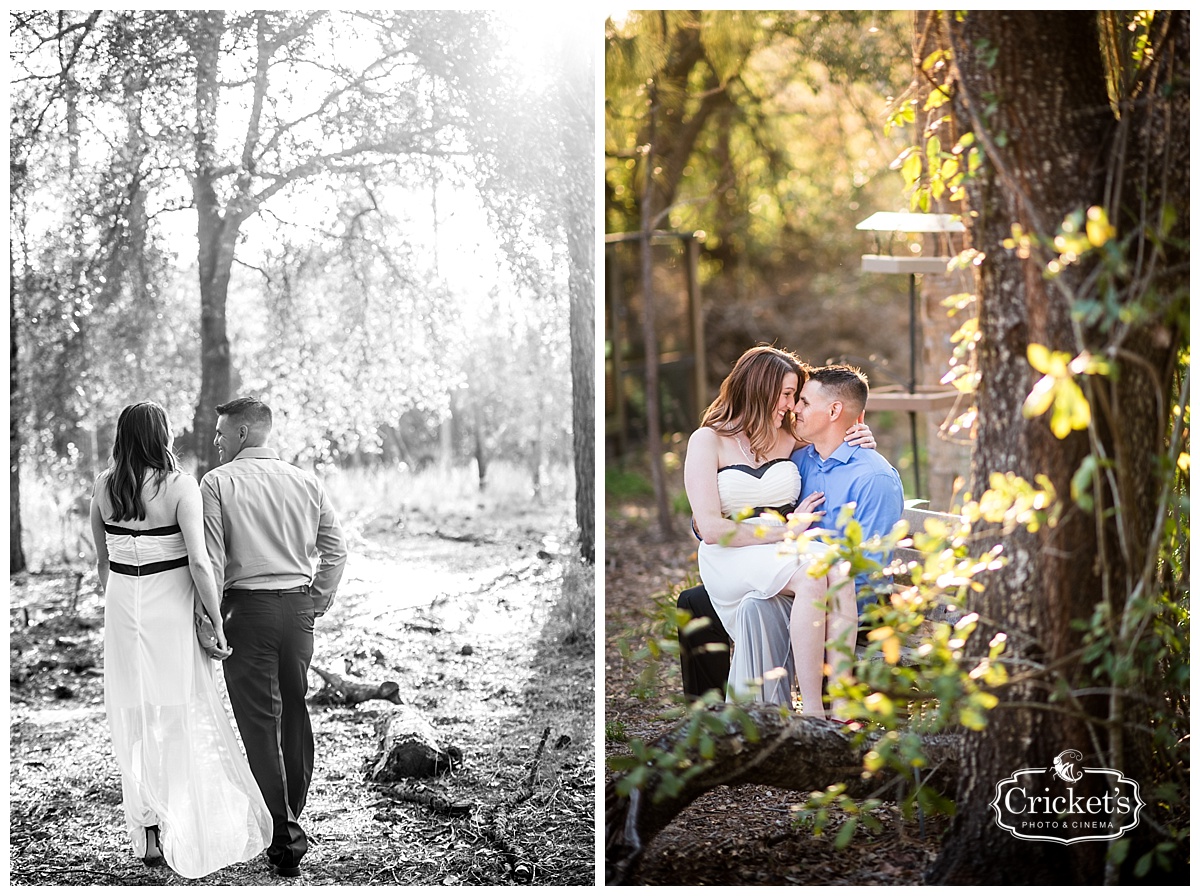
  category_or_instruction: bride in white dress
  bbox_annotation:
[89,401,271,877]
[684,346,865,715]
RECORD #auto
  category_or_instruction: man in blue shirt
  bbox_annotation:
[791,364,904,615]
[676,364,902,698]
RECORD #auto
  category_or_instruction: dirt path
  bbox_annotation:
[10,505,594,886]
[603,497,944,886]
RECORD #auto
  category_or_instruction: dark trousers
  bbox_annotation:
[677,586,732,698]
[222,588,315,868]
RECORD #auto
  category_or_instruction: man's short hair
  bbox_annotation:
[216,396,273,431]
[808,365,869,414]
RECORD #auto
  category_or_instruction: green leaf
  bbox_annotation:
[921,48,952,71]
[1106,836,1131,869]
[1160,202,1177,238]
[924,88,950,111]
[1071,455,1098,511]
[834,817,858,849]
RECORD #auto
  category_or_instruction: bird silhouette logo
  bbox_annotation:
[1051,749,1085,784]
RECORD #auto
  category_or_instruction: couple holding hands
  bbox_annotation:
[681,346,904,719]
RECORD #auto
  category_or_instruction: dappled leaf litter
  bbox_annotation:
[605,510,945,885]
[11,504,593,885]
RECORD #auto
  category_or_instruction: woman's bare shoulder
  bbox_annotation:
[163,469,196,487]
[688,426,731,460]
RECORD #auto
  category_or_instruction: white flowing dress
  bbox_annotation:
[103,521,271,878]
[696,458,815,705]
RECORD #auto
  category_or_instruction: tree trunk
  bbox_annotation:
[10,250,27,574]
[639,83,675,540]
[927,11,1188,884]
[191,203,237,477]
[568,160,595,564]
[552,13,594,562]
[472,398,487,490]
[605,707,961,884]
[189,11,235,477]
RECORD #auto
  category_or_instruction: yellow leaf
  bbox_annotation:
[1051,378,1091,437]
[1022,374,1057,418]
[1026,343,1053,374]
[901,152,923,187]
[1085,206,1116,247]
[882,636,901,665]
[864,692,894,716]
[1027,343,1070,377]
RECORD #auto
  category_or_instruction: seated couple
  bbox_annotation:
[680,346,903,718]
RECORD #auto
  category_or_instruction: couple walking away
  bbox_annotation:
[89,397,348,879]
[681,345,903,718]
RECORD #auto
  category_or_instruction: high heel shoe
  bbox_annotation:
[142,825,166,867]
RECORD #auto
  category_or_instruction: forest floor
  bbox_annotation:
[10,501,594,886]
[603,482,948,886]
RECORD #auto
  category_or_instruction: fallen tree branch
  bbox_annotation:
[604,706,962,884]
[383,782,472,817]
[310,666,403,706]
[475,726,558,883]
[515,726,551,805]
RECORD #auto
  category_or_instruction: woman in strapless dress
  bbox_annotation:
[683,346,868,714]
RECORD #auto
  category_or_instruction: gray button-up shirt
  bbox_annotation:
[200,447,347,614]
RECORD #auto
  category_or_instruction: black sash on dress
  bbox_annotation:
[109,556,190,577]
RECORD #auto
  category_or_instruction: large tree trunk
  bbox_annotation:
[191,195,237,477]
[927,11,1188,884]
[189,11,235,476]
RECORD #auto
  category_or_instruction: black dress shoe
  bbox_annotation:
[142,825,166,867]
[267,853,301,878]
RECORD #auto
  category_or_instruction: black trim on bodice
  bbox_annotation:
[110,555,190,577]
[715,456,795,478]
[104,523,183,537]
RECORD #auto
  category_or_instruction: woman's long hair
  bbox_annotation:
[700,345,805,459]
[105,401,179,522]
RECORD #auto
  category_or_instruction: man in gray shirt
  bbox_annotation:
[201,397,347,878]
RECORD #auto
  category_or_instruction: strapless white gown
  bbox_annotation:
[696,458,815,706]
[103,522,271,878]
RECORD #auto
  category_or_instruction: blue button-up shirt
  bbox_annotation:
[790,442,904,612]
